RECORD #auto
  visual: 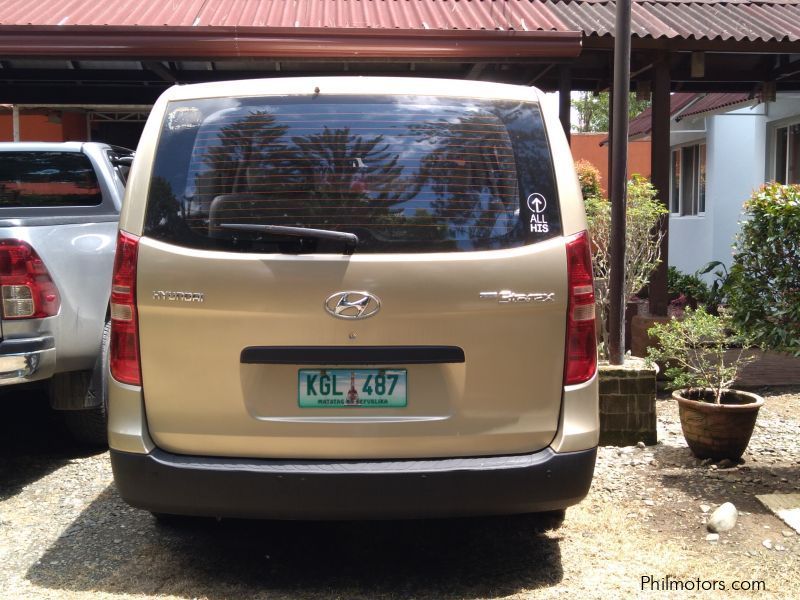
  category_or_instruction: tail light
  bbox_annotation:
[0,239,60,319]
[110,230,142,385]
[564,230,597,385]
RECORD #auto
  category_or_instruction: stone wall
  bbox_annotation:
[599,357,658,446]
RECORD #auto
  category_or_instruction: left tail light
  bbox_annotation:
[0,239,60,319]
[110,230,142,385]
[564,230,597,385]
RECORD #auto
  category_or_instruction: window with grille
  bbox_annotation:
[775,122,800,185]
[670,143,706,216]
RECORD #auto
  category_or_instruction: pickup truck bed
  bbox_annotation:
[0,142,130,445]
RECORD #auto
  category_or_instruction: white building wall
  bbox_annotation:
[707,109,764,270]
[667,94,800,275]
[667,114,713,275]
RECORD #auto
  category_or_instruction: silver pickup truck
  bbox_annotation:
[0,142,131,445]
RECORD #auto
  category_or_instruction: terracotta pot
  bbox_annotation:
[673,388,764,460]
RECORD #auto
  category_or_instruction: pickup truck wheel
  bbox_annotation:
[62,322,110,447]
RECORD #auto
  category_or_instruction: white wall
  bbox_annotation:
[707,107,764,270]
[667,113,713,275]
[667,94,800,276]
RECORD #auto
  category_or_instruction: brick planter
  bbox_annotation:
[725,349,800,388]
[599,357,658,446]
[631,317,800,387]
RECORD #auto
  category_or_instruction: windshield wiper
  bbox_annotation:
[219,223,359,255]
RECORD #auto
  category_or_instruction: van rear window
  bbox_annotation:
[0,152,101,208]
[145,95,561,253]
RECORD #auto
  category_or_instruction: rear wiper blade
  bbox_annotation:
[219,223,359,255]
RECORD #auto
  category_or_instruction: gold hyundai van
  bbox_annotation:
[108,77,599,520]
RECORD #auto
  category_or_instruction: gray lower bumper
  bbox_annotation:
[0,336,55,385]
[111,446,597,520]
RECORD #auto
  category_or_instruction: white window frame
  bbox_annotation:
[769,116,800,184]
[669,142,707,217]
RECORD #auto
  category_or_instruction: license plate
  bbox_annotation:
[298,369,407,408]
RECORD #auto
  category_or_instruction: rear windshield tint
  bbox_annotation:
[0,152,102,208]
[145,95,561,253]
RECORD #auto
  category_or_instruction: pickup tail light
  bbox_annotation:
[0,239,60,319]
[110,231,142,385]
[564,230,597,385]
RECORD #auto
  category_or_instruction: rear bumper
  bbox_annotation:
[110,445,596,520]
[0,336,56,385]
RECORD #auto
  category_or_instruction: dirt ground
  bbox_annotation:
[1,387,798,599]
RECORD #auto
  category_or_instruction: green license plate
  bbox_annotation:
[298,369,407,408]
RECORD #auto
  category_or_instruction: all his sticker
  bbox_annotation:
[527,193,549,233]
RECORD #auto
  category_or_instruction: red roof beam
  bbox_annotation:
[0,26,582,60]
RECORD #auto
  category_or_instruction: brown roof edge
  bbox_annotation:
[0,26,582,60]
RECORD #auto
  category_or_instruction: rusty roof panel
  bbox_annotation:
[0,0,207,26]
[0,1,799,44]
[625,92,697,140]
[676,92,753,119]
[0,0,567,30]
[193,0,567,30]
[621,92,755,141]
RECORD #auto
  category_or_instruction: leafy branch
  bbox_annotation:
[646,308,755,403]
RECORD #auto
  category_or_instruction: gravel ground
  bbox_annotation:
[1,387,798,599]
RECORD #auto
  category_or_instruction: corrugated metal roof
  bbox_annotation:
[625,93,697,140]
[0,0,565,30]
[675,92,754,119]
[621,92,755,141]
[0,1,798,43]
[550,0,800,42]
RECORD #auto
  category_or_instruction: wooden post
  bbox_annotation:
[648,55,671,316]
[607,87,613,196]
[608,0,632,365]
[559,65,572,143]
[12,105,20,141]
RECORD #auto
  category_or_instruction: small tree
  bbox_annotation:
[585,175,668,358]
[646,308,753,404]
[727,183,800,354]
[571,92,651,133]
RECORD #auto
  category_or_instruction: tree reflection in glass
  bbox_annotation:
[410,110,519,243]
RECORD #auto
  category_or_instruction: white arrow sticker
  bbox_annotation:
[526,193,547,213]
[527,193,549,233]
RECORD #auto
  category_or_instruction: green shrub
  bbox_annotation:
[728,183,800,354]
[667,267,710,306]
[585,175,668,358]
[575,159,602,200]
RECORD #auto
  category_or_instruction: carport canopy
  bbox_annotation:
[1,0,799,104]
[0,0,587,104]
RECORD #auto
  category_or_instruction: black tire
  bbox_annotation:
[62,322,110,447]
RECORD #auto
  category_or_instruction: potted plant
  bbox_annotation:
[646,308,762,460]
